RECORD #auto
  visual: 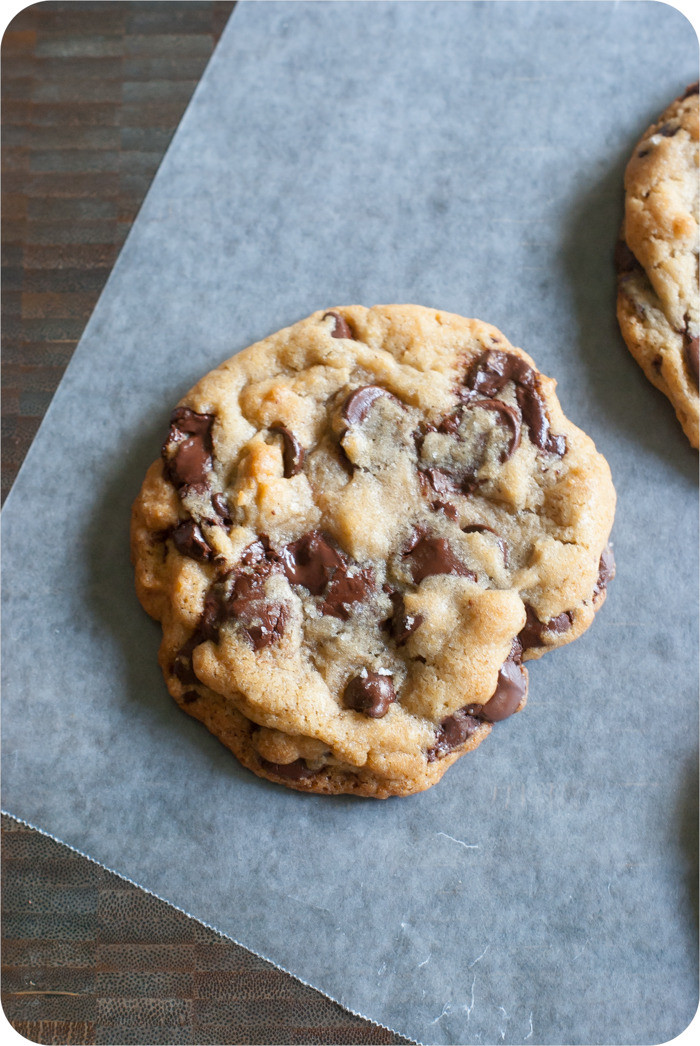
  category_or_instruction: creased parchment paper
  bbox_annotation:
[2,3,697,1043]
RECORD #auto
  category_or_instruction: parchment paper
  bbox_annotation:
[3,3,698,1043]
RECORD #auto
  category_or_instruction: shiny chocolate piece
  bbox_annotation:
[323,310,355,340]
[270,423,305,477]
[478,663,527,723]
[161,407,214,493]
[683,330,699,387]
[518,604,573,650]
[259,757,317,781]
[171,520,212,562]
[343,671,396,718]
[342,385,395,426]
[470,398,521,461]
[465,350,565,456]
[281,530,345,595]
[427,709,482,762]
[403,532,475,585]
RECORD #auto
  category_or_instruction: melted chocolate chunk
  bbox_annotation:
[681,82,699,100]
[343,671,396,717]
[181,690,199,705]
[342,385,395,426]
[469,656,527,723]
[658,122,681,137]
[683,330,699,388]
[470,398,522,460]
[323,310,355,340]
[172,520,212,562]
[270,423,305,477]
[427,709,482,762]
[403,532,475,585]
[211,492,232,524]
[518,605,573,650]
[259,757,317,781]
[161,407,214,493]
[465,350,565,457]
[281,531,345,595]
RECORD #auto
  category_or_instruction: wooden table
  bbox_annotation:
[1,5,412,1043]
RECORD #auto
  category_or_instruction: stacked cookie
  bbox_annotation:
[132,305,615,796]
[616,83,699,447]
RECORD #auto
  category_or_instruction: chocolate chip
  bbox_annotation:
[171,634,201,685]
[280,531,345,595]
[321,566,375,619]
[658,122,681,137]
[403,532,475,584]
[518,605,573,650]
[614,239,642,275]
[683,330,699,388]
[593,545,616,601]
[259,757,317,780]
[385,592,424,645]
[224,568,288,651]
[270,423,305,477]
[427,709,482,762]
[470,398,521,461]
[343,671,396,717]
[212,492,232,524]
[418,466,478,505]
[240,603,289,650]
[462,523,509,566]
[172,520,212,562]
[475,659,527,723]
[342,385,395,426]
[161,407,214,493]
[181,691,199,705]
[323,311,355,339]
[465,350,565,457]
[681,82,699,100]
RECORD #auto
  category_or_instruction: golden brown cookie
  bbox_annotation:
[131,305,616,797]
[616,83,699,447]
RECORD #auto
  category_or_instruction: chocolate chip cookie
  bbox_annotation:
[616,83,699,447]
[131,305,616,797]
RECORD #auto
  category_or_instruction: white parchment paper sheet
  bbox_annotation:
[3,3,698,1043]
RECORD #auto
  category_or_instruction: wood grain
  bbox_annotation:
[1,5,413,1043]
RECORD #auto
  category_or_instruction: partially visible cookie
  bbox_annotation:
[131,305,616,798]
[616,83,699,448]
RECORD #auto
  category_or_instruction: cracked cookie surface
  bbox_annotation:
[616,83,699,447]
[131,305,616,797]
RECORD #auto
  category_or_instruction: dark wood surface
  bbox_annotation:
[1,5,412,1044]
